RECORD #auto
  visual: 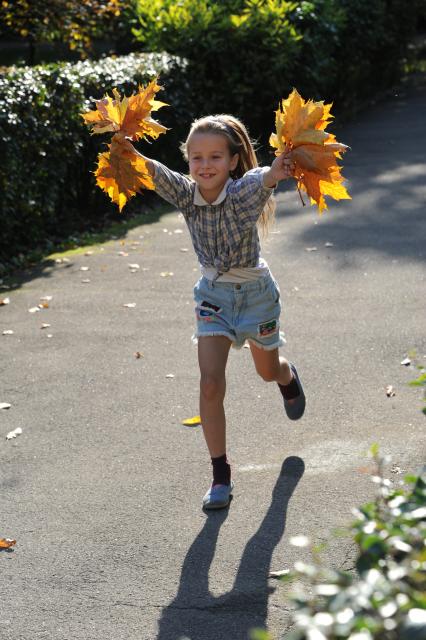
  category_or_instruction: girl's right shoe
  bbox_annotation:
[202,481,234,510]
[278,363,306,420]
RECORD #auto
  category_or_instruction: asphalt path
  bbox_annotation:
[1,81,425,640]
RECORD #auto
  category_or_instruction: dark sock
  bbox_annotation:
[278,374,300,400]
[211,454,231,486]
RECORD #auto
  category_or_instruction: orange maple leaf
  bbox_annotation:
[95,137,154,212]
[81,78,167,210]
[270,89,351,213]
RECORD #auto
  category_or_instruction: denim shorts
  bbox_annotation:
[192,273,285,350]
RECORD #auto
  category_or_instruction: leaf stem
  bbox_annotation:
[296,181,306,207]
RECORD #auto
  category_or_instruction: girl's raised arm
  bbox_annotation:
[133,148,155,177]
[263,151,295,188]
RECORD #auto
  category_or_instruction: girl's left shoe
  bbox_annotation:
[202,481,234,510]
[278,363,306,420]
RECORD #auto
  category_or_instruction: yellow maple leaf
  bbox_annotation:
[270,88,351,213]
[181,415,202,426]
[81,78,167,210]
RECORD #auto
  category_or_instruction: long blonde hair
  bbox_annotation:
[181,115,275,235]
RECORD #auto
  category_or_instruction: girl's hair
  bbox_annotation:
[181,114,275,235]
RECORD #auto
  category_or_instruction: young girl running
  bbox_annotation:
[140,115,305,510]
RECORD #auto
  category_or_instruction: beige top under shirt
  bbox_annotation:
[194,180,270,283]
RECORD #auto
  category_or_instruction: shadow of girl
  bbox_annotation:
[157,456,305,640]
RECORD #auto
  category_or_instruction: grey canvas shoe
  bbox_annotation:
[278,363,306,420]
[202,481,234,510]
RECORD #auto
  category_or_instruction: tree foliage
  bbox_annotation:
[0,0,125,59]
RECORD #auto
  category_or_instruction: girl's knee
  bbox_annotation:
[200,374,225,401]
[256,368,278,383]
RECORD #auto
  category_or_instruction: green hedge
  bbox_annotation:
[1,0,424,270]
[0,52,187,270]
[132,0,422,134]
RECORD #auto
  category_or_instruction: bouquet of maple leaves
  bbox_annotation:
[270,88,351,212]
[81,78,167,211]
[82,79,350,213]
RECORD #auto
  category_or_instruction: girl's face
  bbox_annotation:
[187,133,239,203]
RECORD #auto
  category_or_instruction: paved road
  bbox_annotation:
[1,81,425,640]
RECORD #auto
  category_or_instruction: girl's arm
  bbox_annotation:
[133,148,194,212]
[133,149,155,177]
[263,151,295,188]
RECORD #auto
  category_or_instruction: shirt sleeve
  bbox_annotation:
[228,167,274,231]
[151,160,194,212]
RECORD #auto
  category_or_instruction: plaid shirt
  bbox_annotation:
[152,160,274,274]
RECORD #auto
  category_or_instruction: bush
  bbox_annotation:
[0,52,187,270]
[330,0,421,112]
[254,447,426,640]
[132,0,304,144]
[132,0,423,137]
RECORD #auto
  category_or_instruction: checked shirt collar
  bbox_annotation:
[193,178,233,206]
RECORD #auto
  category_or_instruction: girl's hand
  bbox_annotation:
[263,151,295,188]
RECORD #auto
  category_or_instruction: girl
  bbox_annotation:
[140,115,305,510]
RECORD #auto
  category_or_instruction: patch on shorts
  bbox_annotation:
[197,309,214,322]
[200,300,222,313]
[258,319,278,337]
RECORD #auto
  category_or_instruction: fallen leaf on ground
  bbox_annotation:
[2,330,14,335]
[134,351,143,359]
[0,297,10,305]
[123,303,136,308]
[6,427,22,439]
[386,385,396,397]
[181,415,202,426]
[0,538,16,549]
[269,569,290,579]
[0,403,11,410]
[357,465,373,475]
[38,302,49,309]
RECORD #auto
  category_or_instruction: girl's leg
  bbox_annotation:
[249,342,293,386]
[198,335,232,457]
[249,341,305,419]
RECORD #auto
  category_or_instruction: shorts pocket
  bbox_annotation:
[267,279,281,304]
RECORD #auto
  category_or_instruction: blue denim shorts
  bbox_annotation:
[193,273,285,350]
